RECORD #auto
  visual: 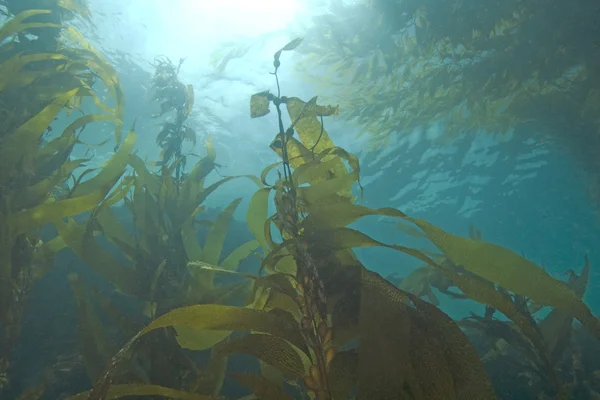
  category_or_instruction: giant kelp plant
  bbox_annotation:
[2,3,600,400]
[64,39,600,400]
[0,2,130,396]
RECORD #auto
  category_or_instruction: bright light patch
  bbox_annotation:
[141,0,301,61]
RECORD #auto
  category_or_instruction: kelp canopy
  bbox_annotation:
[298,0,600,144]
[1,2,600,400]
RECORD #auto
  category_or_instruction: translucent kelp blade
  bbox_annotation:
[250,91,271,118]
[408,217,600,339]
[302,203,406,232]
[67,384,221,400]
[285,97,338,154]
[203,198,243,265]
[246,187,272,252]
[139,304,305,350]
[231,372,293,400]
[216,333,311,379]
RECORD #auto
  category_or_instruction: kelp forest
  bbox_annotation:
[1,1,600,400]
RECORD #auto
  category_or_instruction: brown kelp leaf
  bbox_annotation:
[216,333,311,379]
[56,219,140,296]
[408,217,600,339]
[250,91,271,118]
[407,293,497,399]
[284,97,337,155]
[287,96,339,121]
[68,274,114,382]
[220,240,260,271]
[357,268,415,399]
[66,383,220,400]
[328,350,358,400]
[231,372,292,400]
[0,88,79,184]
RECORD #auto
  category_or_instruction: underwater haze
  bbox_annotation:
[2,0,600,399]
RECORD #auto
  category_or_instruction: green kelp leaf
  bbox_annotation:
[280,37,303,52]
[63,26,125,145]
[297,170,359,209]
[67,384,220,400]
[292,146,361,187]
[302,203,406,232]
[273,38,303,67]
[247,187,272,252]
[216,333,311,379]
[220,240,260,271]
[56,219,140,296]
[203,198,242,265]
[0,88,79,184]
[94,208,138,261]
[175,328,231,352]
[138,304,305,350]
[408,217,600,339]
[128,154,161,194]
[69,274,114,382]
[0,10,60,42]
[10,191,107,235]
[58,0,92,20]
[0,53,71,91]
[231,373,293,400]
[540,256,591,364]
[12,159,85,211]
[70,131,137,198]
[251,91,271,118]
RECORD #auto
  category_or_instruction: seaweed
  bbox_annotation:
[0,6,129,395]
[77,38,501,400]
